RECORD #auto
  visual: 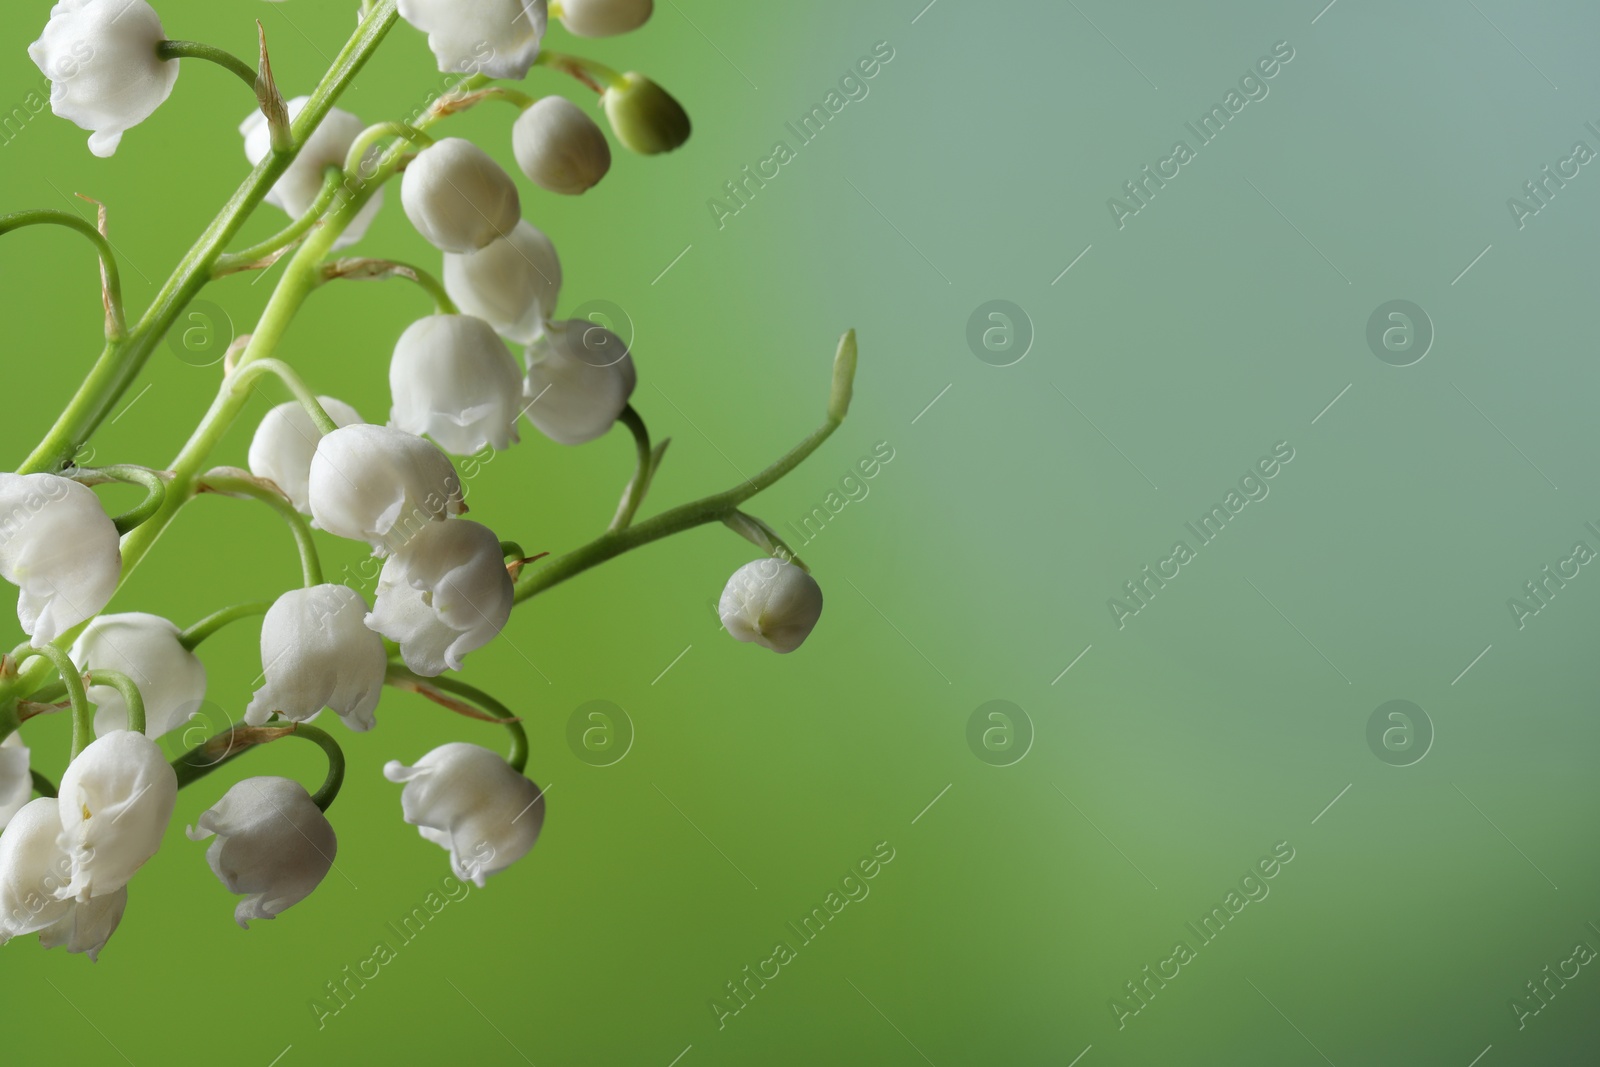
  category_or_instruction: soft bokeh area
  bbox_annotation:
[4,0,1600,1063]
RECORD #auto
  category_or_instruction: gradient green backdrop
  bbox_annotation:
[4,0,1600,1063]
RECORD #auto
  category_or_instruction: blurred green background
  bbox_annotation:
[4,0,1600,1063]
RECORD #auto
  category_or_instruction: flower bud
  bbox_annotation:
[512,97,611,195]
[0,798,73,943]
[718,559,823,654]
[242,98,384,249]
[0,735,31,831]
[521,319,636,445]
[365,520,513,677]
[397,0,548,80]
[186,777,336,928]
[38,886,126,961]
[245,586,387,732]
[601,72,690,155]
[442,221,562,345]
[71,613,207,738]
[557,0,653,37]
[27,0,178,157]
[0,473,121,647]
[383,743,543,887]
[55,731,177,903]
[401,138,521,253]
[247,396,365,516]
[390,315,524,455]
[307,424,465,555]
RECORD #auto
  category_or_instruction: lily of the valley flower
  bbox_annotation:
[383,743,543,887]
[601,72,690,155]
[247,396,365,516]
[401,137,521,253]
[38,886,127,961]
[390,315,524,455]
[186,777,336,928]
[521,318,637,445]
[0,473,121,647]
[242,98,384,249]
[718,559,824,654]
[70,612,207,738]
[28,0,179,157]
[307,424,464,554]
[55,731,177,903]
[512,97,611,195]
[245,585,387,731]
[557,0,653,37]
[364,519,513,677]
[397,0,549,80]
[0,734,31,831]
[442,221,562,344]
[0,798,74,943]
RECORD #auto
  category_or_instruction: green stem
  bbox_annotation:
[155,40,259,91]
[225,358,339,434]
[170,722,346,812]
[609,404,653,531]
[534,50,626,93]
[87,669,145,734]
[71,464,168,535]
[214,167,344,275]
[17,0,401,478]
[323,258,457,313]
[31,769,57,798]
[343,121,434,176]
[0,210,125,340]
[18,645,90,758]
[178,601,272,651]
[198,471,324,587]
[385,665,528,772]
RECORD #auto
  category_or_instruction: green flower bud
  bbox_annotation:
[601,73,691,155]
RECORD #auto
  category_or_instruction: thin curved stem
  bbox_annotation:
[215,167,344,275]
[156,40,258,91]
[516,332,857,603]
[170,722,346,811]
[198,471,323,587]
[178,601,272,651]
[343,121,434,176]
[321,257,457,313]
[534,50,626,93]
[18,645,90,758]
[225,358,339,434]
[87,669,145,734]
[609,404,653,531]
[0,210,125,340]
[385,665,528,772]
[71,465,168,535]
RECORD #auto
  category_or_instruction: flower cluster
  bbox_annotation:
[0,0,850,963]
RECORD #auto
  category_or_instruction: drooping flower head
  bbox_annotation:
[0,473,121,647]
[55,731,177,903]
[365,519,514,677]
[70,612,207,738]
[247,396,365,516]
[521,318,637,445]
[389,315,524,455]
[397,0,549,80]
[512,97,612,195]
[242,99,384,248]
[718,558,824,653]
[401,137,521,253]
[186,777,336,928]
[245,585,387,732]
[307,424,465,555]
[383,743,543,887]
[443,221,562,345]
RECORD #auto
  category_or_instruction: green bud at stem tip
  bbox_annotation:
[828,329,857,423]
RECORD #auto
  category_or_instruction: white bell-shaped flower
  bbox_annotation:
[383,743,543,887]
[307,424,464,555]
[247,396,365,516]
[442,221,561,345]
[0,734,31,831]
[400,138,521,253]
[244,585,387,731]
[242,97,384,249]
[718,559,824,654]
[521,318,637,445]
[512,97,611,195]
[364,520,513,677]
[557,0,653,37]
[186,777,336,928]
[0,473,121,647]
[27,0,179,157]
[390,315,524,455]
[397,0,548,79]
[39,887,127,961]
[70,613,207,738]
[0,798,73,943]
[55,730,177,903]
